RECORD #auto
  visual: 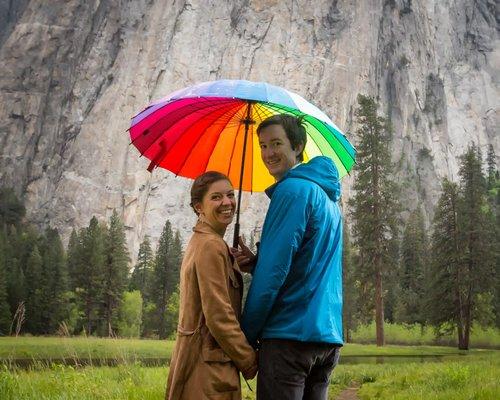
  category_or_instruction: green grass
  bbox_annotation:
[351,322,500,348]
[0,336,489,363]
[0,337,174,361]
[1,353,498,400]
[0,364,167,400]
[343,353,500,399]
[1,337,498,399]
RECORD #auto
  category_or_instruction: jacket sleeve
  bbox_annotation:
[195,238,256,374]
[241,186,310,346]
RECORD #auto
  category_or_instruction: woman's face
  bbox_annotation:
[195,179,236,233]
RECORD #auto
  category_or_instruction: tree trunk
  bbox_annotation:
[86,298,92,335]
[107,300,113,337]
[375,265,385,346]
[158,289,167,339]
[460,300,472,350]
[344,325,351,343]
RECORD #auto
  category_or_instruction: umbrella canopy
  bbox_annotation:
[129,79,355,192]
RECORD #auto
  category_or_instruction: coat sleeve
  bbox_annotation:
[241,186,310,346]
[195,238,256,374]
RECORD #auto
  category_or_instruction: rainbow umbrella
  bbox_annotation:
[129,79,355,246]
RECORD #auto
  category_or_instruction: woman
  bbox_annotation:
[166,171,258,400]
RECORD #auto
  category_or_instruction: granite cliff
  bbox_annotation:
[0,0,498,259]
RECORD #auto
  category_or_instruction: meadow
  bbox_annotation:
[1,353,498,399]
[0,333,499,399]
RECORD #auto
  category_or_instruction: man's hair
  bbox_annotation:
[256,114,307,162]
[190,171,231,215]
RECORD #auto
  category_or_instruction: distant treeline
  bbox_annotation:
[0,192,182,339]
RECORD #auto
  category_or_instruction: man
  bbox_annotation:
[234,114,343,400]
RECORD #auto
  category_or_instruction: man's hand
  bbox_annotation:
[230,236,256,273]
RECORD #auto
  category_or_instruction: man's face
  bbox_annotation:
[258,124,303,181]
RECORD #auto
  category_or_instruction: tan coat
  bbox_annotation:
[166,221,257,400]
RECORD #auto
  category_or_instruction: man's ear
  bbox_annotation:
[295,142,305,158]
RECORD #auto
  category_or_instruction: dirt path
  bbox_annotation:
[335,384,360,400]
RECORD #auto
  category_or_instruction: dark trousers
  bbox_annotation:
[257,339,341,400]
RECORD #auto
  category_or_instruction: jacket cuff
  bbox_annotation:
[238,352,257,376]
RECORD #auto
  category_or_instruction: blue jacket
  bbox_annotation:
[241,156,343,347]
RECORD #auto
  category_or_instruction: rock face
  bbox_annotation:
[0,0,498,260]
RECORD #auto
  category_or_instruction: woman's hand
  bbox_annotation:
[242,353,258,380]
[230,236,257,273]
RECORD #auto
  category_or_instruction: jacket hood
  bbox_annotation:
[267,156,341,201]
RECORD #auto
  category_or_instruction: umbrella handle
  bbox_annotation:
[233,223,240,248]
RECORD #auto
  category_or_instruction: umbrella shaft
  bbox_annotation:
[234,102,253,247]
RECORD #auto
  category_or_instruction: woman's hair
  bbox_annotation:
[190,171,232,215]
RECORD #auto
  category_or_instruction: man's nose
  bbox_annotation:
[262,147,273,158]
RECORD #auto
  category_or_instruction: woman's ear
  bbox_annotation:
[194,203,203,215]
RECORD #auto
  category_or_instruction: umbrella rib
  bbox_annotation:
[220,104,249,178]
[317,119,354,172]
[175,101,245,176]
[305,116,354,173]
[135,98,235,157]
[168,102,244,173]
[153,102,242,173]
[254,102,273,122]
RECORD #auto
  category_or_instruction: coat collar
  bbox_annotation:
[193,219,223,237]
[192,220,240,276]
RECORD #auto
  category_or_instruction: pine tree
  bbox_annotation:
[74,217,105,335]
[66,229,81,291]
[342,221,358,342]
[150,221,182,339]
[4,225,25,320]
[384,224,401,324]
[348,94,400,346]
[427,179,461,340]
[0,228,11,335]
[396,208,428,326]
[38,228,67,334]
[495,189,500,327]
[65,228,85,334]
[99,210,130,336]
[456,144,495,349]
[130,236,154,300]
[24,245,43,334]
[484,146,499,327]
[428,146,496,350]
[130,235,154,337]
[168,231,182,295]
[164,285,180,339]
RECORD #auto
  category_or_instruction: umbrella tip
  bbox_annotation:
[147,161,156,172]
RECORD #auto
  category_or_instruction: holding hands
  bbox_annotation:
[230,237,257,273]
